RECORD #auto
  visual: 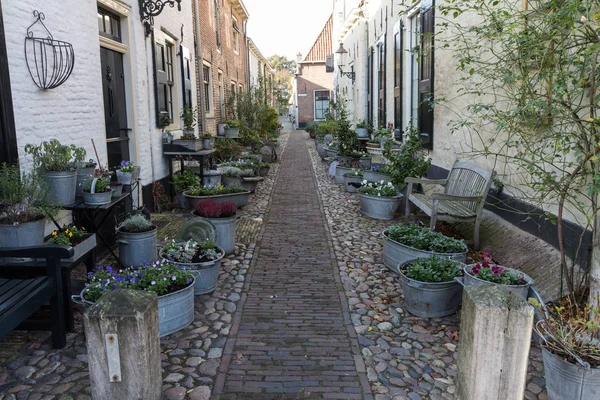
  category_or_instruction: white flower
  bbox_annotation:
[380,180,385,184]
[362,179,368,184]
[387,182,393,187]
[581,15,587,23]
[377,193,381,196]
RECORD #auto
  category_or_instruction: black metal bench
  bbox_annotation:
[0,245,74,349]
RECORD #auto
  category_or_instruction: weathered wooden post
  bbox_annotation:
[456,285,534,400]
[84,289,161,400]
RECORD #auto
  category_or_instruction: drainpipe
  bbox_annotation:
[193,0,207,130]
[245,22,250,89]
[365,11,369,122]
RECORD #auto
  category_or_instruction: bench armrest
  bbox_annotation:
[404,177,448,185]
[430,193,482,202]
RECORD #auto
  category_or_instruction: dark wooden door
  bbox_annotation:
[100,47,129,169]
[418,7,434,149]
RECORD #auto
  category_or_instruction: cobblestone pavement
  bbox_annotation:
[214,131,373,399]
[0,132,289,400]
[305,133,548,400]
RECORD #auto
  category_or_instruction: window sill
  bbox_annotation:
[206,113,215,119]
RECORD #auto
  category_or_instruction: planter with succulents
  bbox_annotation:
[382,224,468,273]
[357,181,403,220]
[117,214,158,267]
[184,185,251,208]
[160,238,224,295]
[462,252,533,298]
[78,261,195,337]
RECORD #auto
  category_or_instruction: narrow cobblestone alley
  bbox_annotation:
[214,130,373,399]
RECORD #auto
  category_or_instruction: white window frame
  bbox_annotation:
[404,7,421,130]
[203,61,213,117]
[232,15,239,53]
[314,89,330,121]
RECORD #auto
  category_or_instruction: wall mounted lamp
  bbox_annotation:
[335,43,355,84]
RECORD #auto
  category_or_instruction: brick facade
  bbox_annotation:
[194,0,248,134]
[296,62,333,126]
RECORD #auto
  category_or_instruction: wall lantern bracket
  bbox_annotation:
[139,0,182,36]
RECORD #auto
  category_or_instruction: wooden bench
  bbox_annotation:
[0,246,74,349]
[404,161,496,250]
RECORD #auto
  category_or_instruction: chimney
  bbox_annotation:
[296,52,303,63]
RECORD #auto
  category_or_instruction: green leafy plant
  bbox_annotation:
[358,180,398,197]
[118,161,136,173]
[335,105,358,156]
[344,169,363,178]
[185,185,246,196]
[0,163,48,224]
[386,224,466,254]
[224,168,242,178]
[118,214,155,233]
[226,120,241,128]
[383,126,431,188]
[161,238,221,263]
[48,225,88,246]
[202,132,213,138]
[181,105,197,131]
[82,261,194,303]
[215,138,242,162]
[316,120,337,136]
[356,120,369,130]
[172,171,201,193]
[24,139,86,172]
[401,256,464,283]
[470,253,527,285]
[181,132,197,140]
[305,121,320,135]
[83,177,111,193]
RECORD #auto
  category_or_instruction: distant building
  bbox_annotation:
[247,38,276,106]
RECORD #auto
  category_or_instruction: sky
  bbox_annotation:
[243,0,334,62]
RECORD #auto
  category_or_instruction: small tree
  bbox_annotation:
[335,103,358,156]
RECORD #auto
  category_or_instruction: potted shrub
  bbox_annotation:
[343,169,363,193]
[47,225,96,262]
[225,120,241,138]
[399,256,464,318]
[382,224,468,273]
[363,165,391,182]
[116,161,140,185]
[305,120,319,139]
[202,132,215,150]
[463,252,533,298]
[79,261,195,337]
[532,302,600,400]
[75,160,97,197]
[192,199,237,255]
[172,171,201,208]
[117,214,158,267]
[355,120,370,138]
[160,238,224,295]
[24,139,86,206]
[184,185,250,208]
[357,180,403,220]
[181,105,197,137]
[82,176,112,206]
[0,164,48,247]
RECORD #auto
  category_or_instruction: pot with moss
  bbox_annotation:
[82,177,113,206]
[184,185,250,208]
[117,214,158,267]
[399,256,464,318]
[382,224,468,273]
[191,199,237,255]
[225,120,241,138]
[0,164,48,248]
[24,139,86,206]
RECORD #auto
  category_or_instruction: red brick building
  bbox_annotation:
[194,0,249,133]
[296,15,334,128]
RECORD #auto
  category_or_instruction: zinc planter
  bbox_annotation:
[324,147,338,158]
[184,191,251,209]
[203,170,222,188]
[61,234,96,263]
[0,218,46,248]
[161,247,224,295]
[82,190,112,206]
[343,173,363,193]
[217,123,226,136]
[222,176,242,187]
[542,348,600,400]
[173,139,203,151]
[111,183,123,198]
[463,264,534,299]
[76,165,95,197]
[225,128,240,138]
[203,137,215,150]
[117,227,158,267]
[358,193,403,220]
[317,143,327,159]
[241,176,264,193]
[44,170,77,206]
[335,166,353,184]
[191,213,237,255]
[356,128,369,138]
[259,165,270,177]
[363,169,391,183]
[360,156,372,170]
[382,230,468,274]
[398,259,464,318]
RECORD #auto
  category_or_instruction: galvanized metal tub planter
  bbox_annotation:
[203,170,222,188]
[203,137,215,150]
[462,264,533,299]
[44,170,77,206]
[259,165,270,177]
[82,190,112,206]
[356,128,369,138]
[222,176,242,187]
[363,169,391,183]
[241,176,264,193]
[343,173,363,193]
[111,183,123,198]
[118,227,158,267]
[225,128,240,138]
[79,282,195,337]
[382,230,468,273]
[0,217,46,248]
[324,147,338,158]
[398,259,464,318]
[360,156,372,170]
[335,166,353,184]
[161,248,224,295]
[191,212,236,256]
[542,348,600,400]
[75,165,95,197]
[62,234,96,262]
[184,190,251,209]
[358,193,403,220]
[317,143,327,159]
[173,139,203,151]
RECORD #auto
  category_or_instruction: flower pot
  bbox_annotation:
[217,123,226,136]
[360,156,372,170]
[225,128,240,138]
[382,230,468,274]
[542,347,600,400]
[316,143,327,159]
[173,139,203,151]
[191,212,237,256]
[358,192,403,220]
[44,170,77,206]
[82,190,112,206]
[161,247,224,295]
[116,170,133,185]
[222,175,242,187]
[118,227,158,267]
[259,165,270,177]
[324,147,338,158]
[203,137,214,150]
[80,281,194,337]
[184,191,251,209]
[337,155,360,165]
[202,170,222,188]
[463,264,533,299]
[363,169,391,183]
[241,176,264,193]
[111,183,123,198]
[62,234,96,263]
[0,217,46,248]
[398,259,464,318]
[343,173,363,193]
[335,166,353,184]
[76,165,95,197]
[176,193,188,208]
[356,128,369,138]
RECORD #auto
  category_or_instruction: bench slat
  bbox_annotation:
[0,278,49,317]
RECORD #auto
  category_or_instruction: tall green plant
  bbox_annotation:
[0,163,48,223]
[335,104,357,156]
[383,126,431,188]
[24,139,86,172]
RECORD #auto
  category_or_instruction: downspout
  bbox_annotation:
[245,22,250,89]
[365,10,369,122]
[145,31,156,184]
[193,0,207,130]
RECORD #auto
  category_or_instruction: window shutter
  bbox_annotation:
[154,34,169,127]
[180,45,192,107]
[418,4,435,149]
[394,22,403,140]
[326,55,334,73]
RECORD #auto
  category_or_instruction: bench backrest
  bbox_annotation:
[445,161,496,212]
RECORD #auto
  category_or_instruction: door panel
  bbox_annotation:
[418,7,434,149]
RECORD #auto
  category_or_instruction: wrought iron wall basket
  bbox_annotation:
[24,11,75,90]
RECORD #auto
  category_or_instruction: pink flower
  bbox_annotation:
[518,275,524,281]
[581,16,587,23]
[491,265,504,276]
[472,264,481,275]
[482,252,492,263]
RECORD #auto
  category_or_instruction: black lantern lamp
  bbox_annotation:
[335,43,355,84]
[139,0,183,36]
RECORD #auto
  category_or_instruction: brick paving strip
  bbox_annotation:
[213,131,373,400]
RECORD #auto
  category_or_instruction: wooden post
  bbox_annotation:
[456,285,534,400]
[84,289,161,400]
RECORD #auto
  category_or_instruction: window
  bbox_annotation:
[181,46,192,107]
[232,16,239,52]
[394,22,403,139]
[214,0,221,48]
[231,82,236,99]
[218,72,225,120]
[314,90,330,120]
[203,64,212,113]
[165,42,174,121]
[409,14,421,128]
[98,8,121,42]
[378,40,386,128]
